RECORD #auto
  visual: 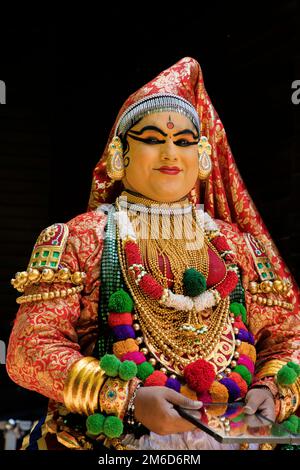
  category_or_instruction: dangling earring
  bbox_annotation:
[106,136,125,180]
[198,136,212,180]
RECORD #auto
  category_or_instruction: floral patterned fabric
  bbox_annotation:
[6,212,299,403]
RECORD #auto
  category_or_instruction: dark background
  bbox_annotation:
[1,1,300,424]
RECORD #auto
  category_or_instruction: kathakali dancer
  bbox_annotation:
[7,57,300,450]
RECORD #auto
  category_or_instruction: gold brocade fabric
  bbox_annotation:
[6,212,300,449]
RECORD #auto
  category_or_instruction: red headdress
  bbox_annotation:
[87,57,299,300]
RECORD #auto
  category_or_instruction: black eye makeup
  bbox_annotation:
[127,125,199,146]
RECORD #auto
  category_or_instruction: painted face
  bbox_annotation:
[122,112,199,202]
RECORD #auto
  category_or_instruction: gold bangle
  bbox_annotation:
[277,376,300,421]
[63,357,106,415]
[255,360,287,379]
[99,377,131,419]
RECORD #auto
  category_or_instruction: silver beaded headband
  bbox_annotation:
[115,93,200,137]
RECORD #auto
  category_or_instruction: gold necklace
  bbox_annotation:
[115,197,232,375]
[120,191,209,292]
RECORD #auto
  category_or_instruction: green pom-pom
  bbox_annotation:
[86,413,105,435]
[137,361,154,381]
[230,302,247,323]
[233,365,252,386]
[100,354,120,377]
[108,289,133,313]
[183,268,206,297]
[287,361,300,376]
[283,415,299,434]
[271,423,288,437]
[119,360,137,380]
[230,302,240,315]
[277,365,297,385]
[103,416,124,438]
[239,304,247,324]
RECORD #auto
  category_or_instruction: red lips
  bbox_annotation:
[156,166,182,175]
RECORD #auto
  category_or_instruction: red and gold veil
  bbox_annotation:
[88,56,299,307]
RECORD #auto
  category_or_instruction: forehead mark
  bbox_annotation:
[167,115,174,129]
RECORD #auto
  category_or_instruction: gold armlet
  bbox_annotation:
[255,359,287,379]
[11,267,86,292]
[256,360,300,421]
[63,357,106,415]
[277,377,300,422]
[16,284,84,304]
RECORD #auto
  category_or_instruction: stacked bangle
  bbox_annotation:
[63,357,106,415]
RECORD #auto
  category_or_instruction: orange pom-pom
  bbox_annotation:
[180,384,198,401]
[113,338,139,358]
[237,342,256,363]
[209,381,229,402]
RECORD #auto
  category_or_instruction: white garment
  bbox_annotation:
[123,431,259,450]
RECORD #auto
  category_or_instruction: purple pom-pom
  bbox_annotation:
[112,325,135,340]
[247,331,255,345]
[166,377,181,393]
[237,329,249,343]
[220,378,241,401]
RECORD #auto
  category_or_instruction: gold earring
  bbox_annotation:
[198,136,212,180]
[106,136,125,180]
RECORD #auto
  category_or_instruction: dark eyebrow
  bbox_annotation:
[128,125,167,137]
[173,129,199,139]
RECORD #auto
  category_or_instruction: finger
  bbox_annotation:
[168,409,199,433]
[256,400,276,421]
[165,388,202,410]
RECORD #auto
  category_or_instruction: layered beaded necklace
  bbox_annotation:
[104,192,256,408]
[115,192,234,373]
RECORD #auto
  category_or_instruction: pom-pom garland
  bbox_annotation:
[104,212,257,421]
[118,211,239,313]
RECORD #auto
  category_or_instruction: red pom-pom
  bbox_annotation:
[144,370,168,387]
[233,320,247,331]
[197,390,212,404]
[124,241,143,266]
[184,359,216,394]
[139,274,164,300]
[108,313,133,328]
[216,271,238,298]
[211,236,231,253]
